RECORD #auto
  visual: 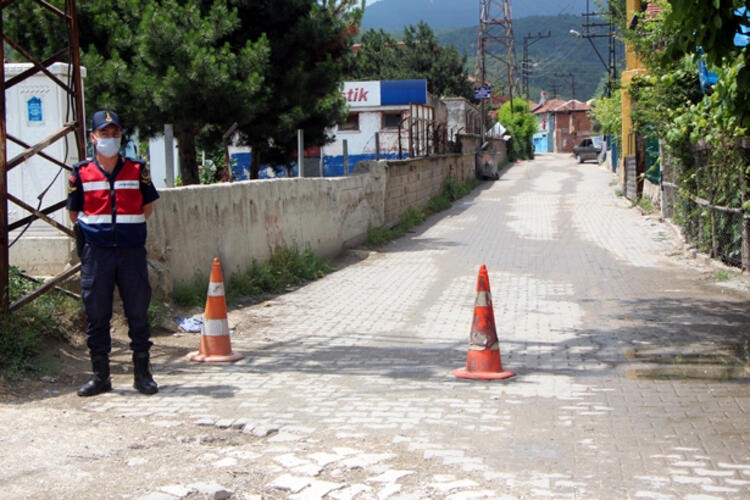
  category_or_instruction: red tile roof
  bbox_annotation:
[552,99,590,112]
[532,98,566,114]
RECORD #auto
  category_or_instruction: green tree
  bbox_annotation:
[655,0,750,129]
[4,0,363,183]
[230,0,363,178]
[589,87,622,143]
[497,99,536,160]
[348,29,403,80]
[621,1,748,266]
[134,0,268,184]
[347,22,473,99]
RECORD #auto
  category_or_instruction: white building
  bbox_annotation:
[321,80,442,175]
[5,62,85,274]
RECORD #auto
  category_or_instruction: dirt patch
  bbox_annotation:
[1,247,380,402]
[0,309,197,403]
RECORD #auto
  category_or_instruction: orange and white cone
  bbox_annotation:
[188,257,243,363]
[453,265,515,380]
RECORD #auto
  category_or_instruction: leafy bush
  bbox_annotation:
[621,2,747,267]
[0,267,80,380]
[497,99,537,161]
[589,89,622,151]
[366,225,396,246]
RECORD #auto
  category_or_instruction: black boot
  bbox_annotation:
[77,355,112,397]
[133,351,158,395]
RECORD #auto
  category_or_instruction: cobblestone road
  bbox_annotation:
[3,153,750,499]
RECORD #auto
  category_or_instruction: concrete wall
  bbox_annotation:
[145,163,386,295]
[38,148,505,296]
[144,148,500,295]
[444,97,481,137]
[382,154,477,227]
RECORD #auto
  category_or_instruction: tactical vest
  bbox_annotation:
[76,159,147,247]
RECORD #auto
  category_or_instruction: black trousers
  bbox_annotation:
[81,244,153,356]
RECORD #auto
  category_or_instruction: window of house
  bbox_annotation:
[339,113,359,131]
[382,112,402,129]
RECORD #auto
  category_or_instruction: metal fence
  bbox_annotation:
[661,139,750,269]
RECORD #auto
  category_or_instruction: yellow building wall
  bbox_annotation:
[620,0,647,164]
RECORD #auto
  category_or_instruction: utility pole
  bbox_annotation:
[607,1,617,95]
[554,72,576,101]
[476,1,489,145]
[570,0,617,97]
[522,31,551,98]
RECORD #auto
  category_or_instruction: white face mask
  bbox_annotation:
[95,137,121,158]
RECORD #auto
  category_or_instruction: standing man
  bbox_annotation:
[67,110,160,396]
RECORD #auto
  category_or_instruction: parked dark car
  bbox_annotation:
[573,136,605,163]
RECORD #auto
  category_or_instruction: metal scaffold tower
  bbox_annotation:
[1,0,86,313]
[476,0,520,105]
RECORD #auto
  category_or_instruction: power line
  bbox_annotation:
[554,72,575,100]
[570,0,617,97]
[522,31,551,98]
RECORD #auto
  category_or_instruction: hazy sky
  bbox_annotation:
[364,0,584,13]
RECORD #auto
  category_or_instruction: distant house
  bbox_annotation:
[551,99,592,152]
[531,98,565,153]
[532,98,592,153]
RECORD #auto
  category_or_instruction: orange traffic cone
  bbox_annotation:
[188,257,244,363]
[453,265,515,380]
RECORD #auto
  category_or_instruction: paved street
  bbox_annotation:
[3,153,750,499]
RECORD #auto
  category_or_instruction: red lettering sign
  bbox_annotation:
[342,87,371,103]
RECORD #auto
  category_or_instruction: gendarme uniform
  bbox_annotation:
[67,154,159,356]
[68,109,159,396]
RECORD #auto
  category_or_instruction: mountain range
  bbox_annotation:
[360,1,620,101]
[362,0,585,32]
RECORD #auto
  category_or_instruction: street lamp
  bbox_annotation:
[569,29,607,72]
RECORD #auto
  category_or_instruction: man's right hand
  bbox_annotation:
[73,223,85,259]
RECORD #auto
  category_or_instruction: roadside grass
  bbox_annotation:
[367,176,481,247]
[0,267,81,381]
[713,269,733,282]
[172,245,333,308]
[172,274,209,308]
[635,197,655,213]
[228,246,332,300]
